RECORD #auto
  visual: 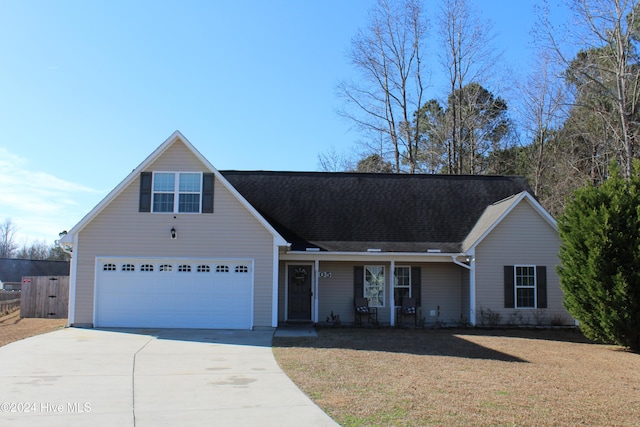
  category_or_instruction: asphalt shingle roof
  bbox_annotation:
[221,171,533,253]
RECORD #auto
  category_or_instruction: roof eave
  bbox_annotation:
[280,250,468,262]
[463,191,558,253]
[63,131,288,246]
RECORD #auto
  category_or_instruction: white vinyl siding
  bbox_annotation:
[71,140,276,328]
[421,263,464,326]
[474,200,570,324]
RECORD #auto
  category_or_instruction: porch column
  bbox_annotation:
[468,251,476,326]
[272,244,280,327]
[314,259,319,323]
[67,234,78,326]
[390,260,395,326]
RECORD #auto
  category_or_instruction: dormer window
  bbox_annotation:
[139,172,214,214]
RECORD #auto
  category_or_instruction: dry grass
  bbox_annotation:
[273,328,640,426]
[0,310,67,347]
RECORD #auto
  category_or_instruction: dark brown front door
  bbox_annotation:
[288,265,312,321]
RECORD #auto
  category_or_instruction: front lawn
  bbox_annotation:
[0,310,67,347]
[273,328,640,426]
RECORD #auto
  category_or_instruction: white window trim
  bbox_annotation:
[514,264,537,309]
[393,266,412,307]
[364,265,385,307]
[152,171,203,214]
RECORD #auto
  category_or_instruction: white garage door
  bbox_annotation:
[95,257,253,329]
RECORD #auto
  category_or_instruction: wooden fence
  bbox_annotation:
[0,290,20,315]
[0,290,19,301]
[20,276,69,319]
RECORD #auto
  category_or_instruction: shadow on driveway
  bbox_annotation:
[95,327,274,347]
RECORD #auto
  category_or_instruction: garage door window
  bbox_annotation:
[235,265,249,273]
[122,264,135,271]
[216,265,229,273]
[95,257,253,329]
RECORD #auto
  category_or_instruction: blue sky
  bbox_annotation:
[0,0,567,244]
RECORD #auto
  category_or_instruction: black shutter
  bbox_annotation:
[504,265,515,308]
[354,266,364,298]
[139,172,152,212]
[202,173,214,214]
[411,266,421,306]
[536,266,547,308]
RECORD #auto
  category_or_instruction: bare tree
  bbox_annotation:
[337,0,428,173]
[317,146,354,172]
[541,0,640,178]
[16,240,51,260]
[0,218,18,258]
[517,49,569,198]
[438,0,501,174]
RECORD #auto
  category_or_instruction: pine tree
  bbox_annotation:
[557,162,640,352]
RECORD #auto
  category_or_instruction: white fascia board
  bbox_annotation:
[464,191,558,253]
[280,251,464,263]
[62,131,288,247]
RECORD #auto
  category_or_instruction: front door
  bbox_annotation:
[287,265,312,321]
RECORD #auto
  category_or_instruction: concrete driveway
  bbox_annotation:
[0,328,337,427]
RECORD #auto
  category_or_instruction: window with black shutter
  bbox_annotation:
[139,171,214,214]
[504,265,547,309]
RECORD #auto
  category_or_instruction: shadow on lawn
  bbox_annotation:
[273,327,589,363]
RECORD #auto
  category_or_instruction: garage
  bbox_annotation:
[94,257,253,329]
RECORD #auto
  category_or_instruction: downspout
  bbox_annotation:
[451,252,476,326]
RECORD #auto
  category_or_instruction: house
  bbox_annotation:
[60,131,572,329]
[0,258,70,291]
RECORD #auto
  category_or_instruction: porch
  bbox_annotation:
[278,256,473,327]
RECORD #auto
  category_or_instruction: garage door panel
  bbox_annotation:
[95,258,253,329]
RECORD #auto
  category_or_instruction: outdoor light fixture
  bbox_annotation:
[170,227,177,239]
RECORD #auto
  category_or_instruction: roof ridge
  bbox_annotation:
[220,170,526,179]
[490,192,523,206]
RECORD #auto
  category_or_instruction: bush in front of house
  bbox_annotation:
[557,162,640,352]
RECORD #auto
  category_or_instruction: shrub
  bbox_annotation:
[557,162,640,352]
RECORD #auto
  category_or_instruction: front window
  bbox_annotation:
[515,265,536,308]
[365,265,385,307]
[153,172,201,213]
[394,266,411,305]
